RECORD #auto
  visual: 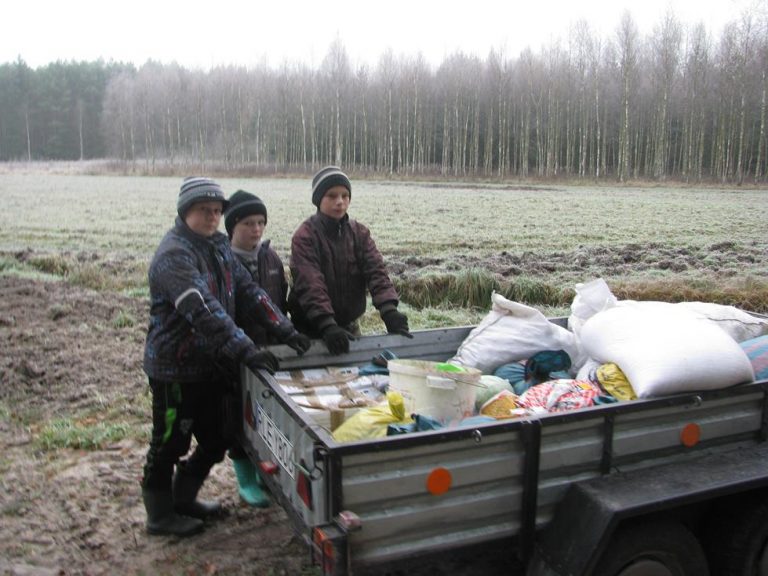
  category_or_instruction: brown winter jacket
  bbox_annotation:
[288,212,398,336]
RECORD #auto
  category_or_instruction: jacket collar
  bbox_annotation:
[314,211,349,235]
[174,216,229,249]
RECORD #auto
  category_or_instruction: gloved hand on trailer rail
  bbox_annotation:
[244,348,279,375]
[382,309,413,338]
[322,324,355,355]
[284,331,311,356]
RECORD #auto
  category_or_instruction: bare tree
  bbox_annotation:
[649,11,682,179]
[616,11,640,182]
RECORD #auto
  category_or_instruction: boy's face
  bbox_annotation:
[319,185,350,220]
[185,200,223,237]
[231,214,266,251]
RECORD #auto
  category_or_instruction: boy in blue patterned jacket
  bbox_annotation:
[141,177,309,537]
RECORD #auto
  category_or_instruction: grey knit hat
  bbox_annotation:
[311,166,351,207]
[177,177,228,217]
[224,190,267,238]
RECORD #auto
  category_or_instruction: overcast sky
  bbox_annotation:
[3,0,762,70]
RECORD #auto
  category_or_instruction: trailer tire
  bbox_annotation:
[706,497,768,576]
[591,519,709,576]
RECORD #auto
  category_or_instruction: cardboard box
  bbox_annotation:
[274,366,388,431]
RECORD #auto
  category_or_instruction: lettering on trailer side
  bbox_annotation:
[256,402,295,479]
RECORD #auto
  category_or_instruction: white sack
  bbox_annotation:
[580,305,755,398]
[617,300,768,343]
[567,277,768,343]
[568,278,618,337]
[450,292,578,374]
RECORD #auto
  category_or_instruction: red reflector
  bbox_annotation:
[323,539,334,557]
[259,461,279,475]
[297,469,313,510]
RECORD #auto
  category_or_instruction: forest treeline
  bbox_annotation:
[2,11,768,182]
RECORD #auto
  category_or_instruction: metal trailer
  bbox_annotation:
[238,322,768,576]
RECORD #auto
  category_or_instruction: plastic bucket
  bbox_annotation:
[387,360,483,426]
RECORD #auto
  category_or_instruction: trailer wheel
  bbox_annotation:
[591,520,709,576]
[707,498,768,576]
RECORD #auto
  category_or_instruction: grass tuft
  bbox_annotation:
[35,417,132,451]
[396,270,570,309]
[498,277,571,307]
[27,254,71,276]
[611,277,768,312]
[447,268,500,308]
[112,309,137,329]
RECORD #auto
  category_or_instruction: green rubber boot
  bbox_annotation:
[232,458,270,508]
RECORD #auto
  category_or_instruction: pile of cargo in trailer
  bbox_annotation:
[271,278,767,441]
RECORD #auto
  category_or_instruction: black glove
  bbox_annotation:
[382,309,413,338]
[322,324,355,355]
[244,348,279,375]
[285,331,311,356]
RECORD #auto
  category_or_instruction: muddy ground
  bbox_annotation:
[0,275,522,576]
[2,236,764,576]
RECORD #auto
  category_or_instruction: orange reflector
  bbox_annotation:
[259,461,279,475]
[313,527,328,546]
[312,528,336,574]
[426,467,452,495]
[681,423,701,447]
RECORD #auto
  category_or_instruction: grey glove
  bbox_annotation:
[244,348,279,375]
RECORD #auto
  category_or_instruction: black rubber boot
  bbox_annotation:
[172,468,224,520]
[142,488,204,536]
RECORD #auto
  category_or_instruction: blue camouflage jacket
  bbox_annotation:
[143,217,295,382]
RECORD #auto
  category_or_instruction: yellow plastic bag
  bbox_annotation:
[596,363,637,401]
[332,391,414,442]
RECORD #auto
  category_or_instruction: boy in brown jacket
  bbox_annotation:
[288,166,411,355]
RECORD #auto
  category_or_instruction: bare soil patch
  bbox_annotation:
[0,276,312,576]
[0,276,520,576]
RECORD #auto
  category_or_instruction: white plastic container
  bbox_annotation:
[387,360,483,426]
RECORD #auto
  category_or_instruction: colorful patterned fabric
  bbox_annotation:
[741,335,768,381]
[517,379,601,413]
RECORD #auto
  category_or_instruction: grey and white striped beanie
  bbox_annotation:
[177,177,229,217]
[311,166,352,207]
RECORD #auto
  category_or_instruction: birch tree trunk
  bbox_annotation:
[756,69,766,181]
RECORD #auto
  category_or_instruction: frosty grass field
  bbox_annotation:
[0,171,766,575]
[1,172,767,321]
